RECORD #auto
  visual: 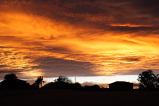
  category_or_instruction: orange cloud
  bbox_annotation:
[0,2,159,78]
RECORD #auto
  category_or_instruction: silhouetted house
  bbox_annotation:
[109,81,133,91]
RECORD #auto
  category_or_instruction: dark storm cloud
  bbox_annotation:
[33,56,96,76]
[132,0,159,17]
[1,0,159,34]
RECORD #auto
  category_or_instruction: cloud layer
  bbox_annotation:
[0,0,159,78]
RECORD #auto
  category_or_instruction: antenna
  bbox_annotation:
[75,76,76,83]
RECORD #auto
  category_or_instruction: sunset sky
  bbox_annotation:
[0,0,159,82]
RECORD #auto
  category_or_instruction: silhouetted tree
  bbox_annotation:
[54,76,72,84]
[138,70,158,90]
[0,73,30,89]
[41,76,83,90]
[32,76,44,89]
[4,73,17,81]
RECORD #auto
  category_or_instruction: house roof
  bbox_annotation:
[109,81,133,85]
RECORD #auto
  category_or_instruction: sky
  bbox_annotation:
[0,0,159,82]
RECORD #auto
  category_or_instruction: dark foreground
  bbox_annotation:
[0,90,158,106]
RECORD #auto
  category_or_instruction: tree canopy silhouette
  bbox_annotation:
[138,70,159,90]
[4,73,17,81]
[0,73,30,89]
[42,76,74,89]
[54,76,72,83]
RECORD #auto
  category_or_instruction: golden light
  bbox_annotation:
[0,10,159,78]
[20,69,44,77]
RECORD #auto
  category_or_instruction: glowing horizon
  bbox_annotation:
[44,75,139,84]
